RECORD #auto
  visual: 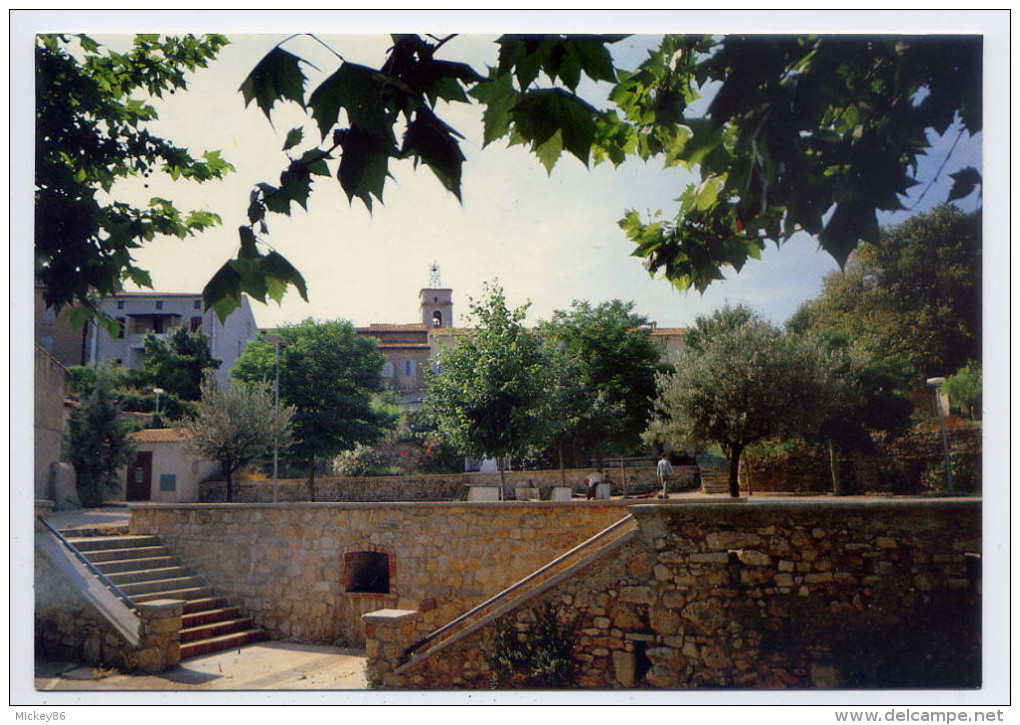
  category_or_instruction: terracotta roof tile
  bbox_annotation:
[357,323,428,332]
[131,428,192,444]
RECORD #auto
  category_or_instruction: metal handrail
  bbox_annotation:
[37,516,136,609]
[405,514,637,656]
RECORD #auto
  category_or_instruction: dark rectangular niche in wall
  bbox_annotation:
[344,551,390,594]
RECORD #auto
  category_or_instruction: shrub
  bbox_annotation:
[333,444,387,477]
[921,453,980,493]
[487,605,576,689]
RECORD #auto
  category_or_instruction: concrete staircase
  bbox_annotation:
[62,533,266,660]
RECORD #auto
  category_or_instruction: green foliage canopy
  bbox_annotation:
[645,305,836,496]
[184,379,294,502]
[423,282,548,477]
[64,371,138,506]
[35,33,234,328]
[787,204,980,379]
[231,318,396,495]
[141,325,222,401]
[944,360,981,419]
[204,33,980,318]
[539,299,662,461]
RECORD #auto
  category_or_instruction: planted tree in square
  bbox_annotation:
[184,380,294,502]
[423,282,548,489]
[231,319,397,500]
[64,371,138,506]
[645,305,836,497]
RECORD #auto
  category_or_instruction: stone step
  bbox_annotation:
[183,597,231,615]
[79,546,169,563]
[63,533,265,663]
[64,535,162,552]
[181,617,255,643]
[105,566,192,585]
[182,606,241,628]
[93,556,182,574]
[179,629,268,660]
[132,585,214,604]
[118,575,205,597]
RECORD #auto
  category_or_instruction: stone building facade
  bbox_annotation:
[357,281,687,410]
[34,345,73,500]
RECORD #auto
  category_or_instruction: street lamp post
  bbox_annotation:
[265,334,286,503]
[927,376,954,493]
[152,387,164,419]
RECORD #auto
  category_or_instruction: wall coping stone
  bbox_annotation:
[628,495,981,518]
[135,599,186,613]
[363,609,420,624]
[128,500,641,511]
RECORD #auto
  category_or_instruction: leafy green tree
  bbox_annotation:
[423,282,548,489]
[645,305,835,497]
[231,319,397,500]
[141,325,222,401]
[64,372,138,506]
[810,343,914,494]
[67,363,146,397]
[197,33,979,317]
[35,33,233,326]
[405,410,467,475]
[539,300,661,467]
[538,352,620,479]
[184,380,294,502]
[789,205,980,379]
[944,360,981,420]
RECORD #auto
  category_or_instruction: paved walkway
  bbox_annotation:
[45,505,132,531]
[35,641,368,691]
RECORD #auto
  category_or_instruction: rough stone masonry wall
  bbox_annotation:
[385,499,981,689]
[199,466,700,503]
[129,502,632,647]
[739,427,982,494]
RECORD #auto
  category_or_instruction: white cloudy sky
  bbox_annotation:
[13,10,996,333]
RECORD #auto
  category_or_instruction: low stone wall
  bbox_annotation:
[379,498,981,689]
[739,427,982,494]
[198,466,700,503]
[129,501,633,647]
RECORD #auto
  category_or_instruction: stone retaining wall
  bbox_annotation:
[129,501,633,647]
[379,498,981,689]
[198,466,700,503]
[740,427,982,494]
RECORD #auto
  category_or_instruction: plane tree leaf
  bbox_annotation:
[239,46,307,120]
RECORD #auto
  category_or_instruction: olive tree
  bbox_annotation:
[184,380,294,502]
[645,305,836,497]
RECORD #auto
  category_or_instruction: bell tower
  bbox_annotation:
[420,262,453,328]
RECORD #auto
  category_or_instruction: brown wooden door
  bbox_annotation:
[126,452,152,501]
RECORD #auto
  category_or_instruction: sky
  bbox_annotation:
[15,11,989,334]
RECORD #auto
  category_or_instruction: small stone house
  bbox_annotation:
[120,429,218,503]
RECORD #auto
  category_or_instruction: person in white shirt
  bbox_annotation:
[585,469,605,500]
[656,454,674,499]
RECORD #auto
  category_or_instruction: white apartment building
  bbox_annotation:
[88,292,258,387]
